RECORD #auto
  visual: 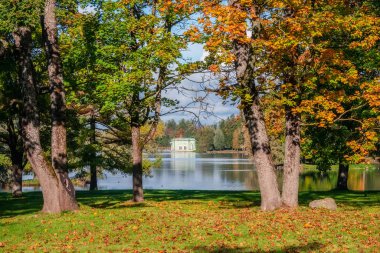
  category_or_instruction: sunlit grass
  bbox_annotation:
[302,163,379,173]
[0,190,379,252]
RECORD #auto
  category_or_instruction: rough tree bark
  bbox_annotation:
[10,163,23,197]
[227,0,281,211]
[131,125,144,202]
[129,57,164,202]
[233,43,281,211]
[337,163,349,190]
[7,118,24,197]
[41,0,78,208]
[281,106,301,207]
[13,26,78,213]
[89,115,98,191]
[243,99,282,211]
[42,0,67,174]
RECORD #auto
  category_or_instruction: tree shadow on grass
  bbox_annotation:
[143,189,380,208]
[0,190,148,218]
[93,189,371,209]
[144,190,260,203]
[1,189,379,218]
[75,189,379,211]
[87,200,149,209]
[0,192,43,218]
[298,190,380,208]
[193,241,323,253]
[76,190,131,209]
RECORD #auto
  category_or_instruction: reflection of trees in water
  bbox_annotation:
[217,162,260,190]
[299,171,338,191]
[233,160,239,171]
[349,170,365,191]
[227,162,259,190]
[348,169,380,191]
[365,170,380,190]
[144,153,380,191]
[243,171,259,190]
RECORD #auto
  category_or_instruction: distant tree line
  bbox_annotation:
[155,116,248,152]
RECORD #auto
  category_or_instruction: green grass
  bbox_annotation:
[302,164,379,172]
[1,190,379,252]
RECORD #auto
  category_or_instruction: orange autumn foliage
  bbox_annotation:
[193,0,379,162]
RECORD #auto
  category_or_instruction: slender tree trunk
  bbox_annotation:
[282,106,301,207]
[41,0,78,207]
[42,0,67,173]
[337,163,349,190]
[13,26,78,213]
[10,163,23,197]
[10,144,23,198]
[131,125,144,202]
[7,118,24,197]
[89,115,98,191]
[243,97,282,211]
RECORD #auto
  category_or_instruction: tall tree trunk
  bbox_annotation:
[131,125,144,202]
[89,115,98,191]
[337,163,349,190]
[282,106,301,207]
[41,0,78,207]
[243,98,282,211]
[13,26,78,213]
[42,0,67,174]
[231,25,281,210]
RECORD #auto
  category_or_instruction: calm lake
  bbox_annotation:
[19,152,380,192]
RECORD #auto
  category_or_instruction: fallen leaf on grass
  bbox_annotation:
[0,242,5,247]
[304,222,313,228]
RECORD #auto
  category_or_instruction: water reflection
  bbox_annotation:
[348,169,380,191]
[95,152,379,191]
[2,153,380,192]
[299,171,338,191]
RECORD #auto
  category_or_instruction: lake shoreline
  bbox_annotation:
[206,150,249,154]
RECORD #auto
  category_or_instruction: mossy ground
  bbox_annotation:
[0,190,379,252]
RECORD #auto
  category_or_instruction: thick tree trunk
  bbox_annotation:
[243,98,282,211]
[131,125,144,202]
[13,26,78,213]
[282,107,301,207]
[89,116,98,191]
[231,25,281,211]
[337,163,349,190]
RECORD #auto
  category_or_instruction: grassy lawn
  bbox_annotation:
[0,190,379,252]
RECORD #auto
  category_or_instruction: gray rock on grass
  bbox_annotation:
[309,198,337,210]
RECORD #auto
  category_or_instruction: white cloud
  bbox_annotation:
[78,6,95,14]
[246,30,252,38]
[200,49,209,62]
